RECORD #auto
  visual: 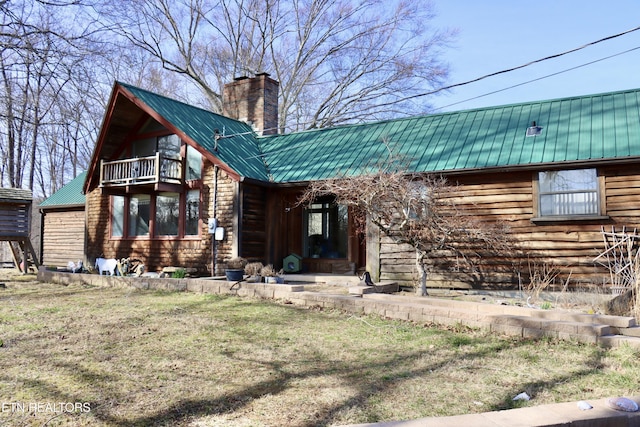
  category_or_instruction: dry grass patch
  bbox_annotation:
[0,270,639,426]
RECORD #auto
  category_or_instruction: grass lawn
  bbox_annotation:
[0,271,639,426]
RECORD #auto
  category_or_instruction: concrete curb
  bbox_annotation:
[338,396,640,427]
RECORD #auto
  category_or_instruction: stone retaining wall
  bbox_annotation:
[37,269,639,349]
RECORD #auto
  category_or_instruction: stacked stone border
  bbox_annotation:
[38,269,640,349]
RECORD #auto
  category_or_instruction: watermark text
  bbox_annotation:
[1,402,91,414]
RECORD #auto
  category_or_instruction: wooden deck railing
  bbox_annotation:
[99,153,183,187]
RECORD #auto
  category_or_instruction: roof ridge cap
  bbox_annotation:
[116,81,240,123]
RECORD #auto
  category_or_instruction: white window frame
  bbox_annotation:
[537,168,600,217]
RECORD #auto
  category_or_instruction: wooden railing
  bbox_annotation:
[100,153,183,187]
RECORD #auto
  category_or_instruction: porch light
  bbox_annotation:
[526,121,543,137]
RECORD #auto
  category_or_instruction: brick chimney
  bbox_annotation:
[222,73,279,136]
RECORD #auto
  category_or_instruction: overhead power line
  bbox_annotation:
[387,24,640,107]
[223,25,640,160]
[436,45,640,111]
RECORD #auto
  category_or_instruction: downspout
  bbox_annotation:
[39,207,44,267]
[212,165,219,276]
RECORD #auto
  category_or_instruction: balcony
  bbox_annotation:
[99,153,183,191]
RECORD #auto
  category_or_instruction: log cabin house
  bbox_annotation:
[69,73,640,289]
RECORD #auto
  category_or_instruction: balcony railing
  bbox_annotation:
[99,153,183,188]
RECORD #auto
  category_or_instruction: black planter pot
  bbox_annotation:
[225,269,244,281]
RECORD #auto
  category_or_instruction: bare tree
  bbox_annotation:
[0,0,119,195]
[96,0,454,132]
[299,164,514,296]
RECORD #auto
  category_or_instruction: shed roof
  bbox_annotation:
[0,188,32,203]
[39,171,87,209]
[260,88,640,183]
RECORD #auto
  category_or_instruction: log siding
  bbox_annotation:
[42,209,85,266]
[85,161,236,275]
[373,166,640,290]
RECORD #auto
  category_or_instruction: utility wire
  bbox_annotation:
[244,44,640,162]
[224,25,640,143]
[434,45,640,111]
[395,24,640,105]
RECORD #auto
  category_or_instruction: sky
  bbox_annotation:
[428,0,640,112]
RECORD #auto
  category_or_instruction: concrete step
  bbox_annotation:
[486,315,611,337]
[616,325,640,337]
[348,282,399,295]
[529,310,636,328]
[599,334,640,349]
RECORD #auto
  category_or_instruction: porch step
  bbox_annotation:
[348,282,399,295]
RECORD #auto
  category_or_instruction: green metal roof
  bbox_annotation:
[105,84,640,185]
[39,171,87,208]
[260,88,640,183]
[118,82,270,181]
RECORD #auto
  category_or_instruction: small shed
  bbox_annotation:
[0,187,39,273]
[39,172,86,268]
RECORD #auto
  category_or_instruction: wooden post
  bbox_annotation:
[155,152,161,183]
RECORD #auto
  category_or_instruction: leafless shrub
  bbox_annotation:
[299,163,516,295]
[525,260,559,305]
[245,262,264,276]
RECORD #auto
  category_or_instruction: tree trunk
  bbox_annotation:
[416,250,428,296]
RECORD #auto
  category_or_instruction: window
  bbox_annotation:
[303,199,348,258]
[158,134,181,159]
[130,134,181,159]
[111,190,200,239]
[185,145,202,180]
[538,169,599,216]
[111,195,125,237]
[156,192,180,236]
[129,194,151,236]
[185,190,200,235]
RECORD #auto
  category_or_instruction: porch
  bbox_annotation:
[99,153,183,190]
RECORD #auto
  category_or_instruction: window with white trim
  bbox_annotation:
[538,169,599,216]
[110,190,200,239]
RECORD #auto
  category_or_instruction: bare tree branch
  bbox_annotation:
[94,0,455,131]
[298,157,515,295]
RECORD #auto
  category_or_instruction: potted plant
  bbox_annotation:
[225,257,247,281]
[244,262,264,283]
[261,264,284,284]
